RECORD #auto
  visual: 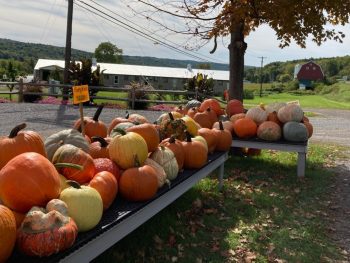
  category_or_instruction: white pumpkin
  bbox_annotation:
[144,158,169,188]
[150,146,179,181]
[246,106,268,125]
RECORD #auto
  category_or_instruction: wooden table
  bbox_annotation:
[8,151,228,263]
[231,138,308,177]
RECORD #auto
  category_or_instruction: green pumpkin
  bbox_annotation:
[283,121,308,142]
[185,99,201,110]
[59,181,103,232]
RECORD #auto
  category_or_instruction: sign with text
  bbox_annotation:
[73,85,90,104]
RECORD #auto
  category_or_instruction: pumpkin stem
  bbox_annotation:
[91,136,108,147]
[111,128,126,136]
[125,111,129,119]
[168,112,174,121]
[66,180,81,189]
[219,120,224,131]
[54,163,84,170]
[9,123,27,138]
[169,135,176,143]
[185,130,192,142]
[206,107,211,112]
[160,145,166,151]
[93,105,104,121]
[133,155,140,167]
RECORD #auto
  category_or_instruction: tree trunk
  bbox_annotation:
[228,22,247,102]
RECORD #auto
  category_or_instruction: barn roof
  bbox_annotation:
[34,59,229,81]
[296,61,324,81]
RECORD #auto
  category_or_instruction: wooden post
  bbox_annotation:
[18,79,24,103]
[131,87,135,109]
[79,103,85,137]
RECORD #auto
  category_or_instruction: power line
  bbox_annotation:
[74,0,225,64]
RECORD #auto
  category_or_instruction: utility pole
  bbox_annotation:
[258,56,267,97]
[63,0,73,101]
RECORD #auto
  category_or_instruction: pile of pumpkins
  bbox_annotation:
[0,101,232,261]
[226,99,313,142]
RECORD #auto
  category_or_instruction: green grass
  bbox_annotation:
[93,143,346,263]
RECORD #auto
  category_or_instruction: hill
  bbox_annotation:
[0,38,230,71]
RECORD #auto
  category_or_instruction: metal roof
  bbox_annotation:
[34,59,229,81]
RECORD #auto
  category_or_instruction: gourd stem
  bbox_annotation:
[54,163,83,170]
[66,180,81,189]
[9,123,27,138]
[169,135,176,143]
[168,112,174,121]
[93,105,104,121]
[125,111,129,119]
[219,120,224,131]
[91,136,108,147]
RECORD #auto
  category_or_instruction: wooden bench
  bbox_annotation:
[8,151,228,263]
[231,138,308,178]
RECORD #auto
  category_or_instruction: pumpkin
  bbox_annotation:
[193,108,217,129]
[109,130,148,170]
[16,199,78,257]
[60,181,103,232]
[160,135,185,171]
[174,105,186,115]
[212,121,233,152]
[267,111,283,126]
[150,146,179,181]
[119,161,159,202]
[11,209,26,229]
[73,105,108,138]
[110,122,136,137]
[128,113,149,124]
[277,104,304,123]
[159,112,187,141]
[89,136,110,159]
[303,120,313,138]
[0,152,61,213]
[283,121,308,142]
[144,158,168,188]
[52,144,96,185]
[93,158,121,182]
[156,111,183,125]
[265,102,287,114]
[0,123,46,170]
[59,174,70,192]
[198,128,218,154]
[44,129,90,161]
[257,121,282,141]
[226,99,244,117]
[233,118,257,139]
[181,115,199,136]
[230,113,246,124]
[246,106,268,125]
[182,132,208,169]
[185,99,201,111]
[108,111,132,135]
[191,135,209,151]
[127,123,160,153]
[0,205,16,262]
[186,107,198,118]
[199,98,224,116]
[89,171,118,210]
[212,120,234,133]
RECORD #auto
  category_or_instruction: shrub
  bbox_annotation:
[23,85,43,103]
[127,82,152,110]
[243,89,255,99]
[285,80,299,91]
[184,73,214,101]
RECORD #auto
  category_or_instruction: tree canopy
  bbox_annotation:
[94,42,123,63]
[134,0,350,101]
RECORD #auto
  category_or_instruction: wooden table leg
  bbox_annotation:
[297,152,306,178]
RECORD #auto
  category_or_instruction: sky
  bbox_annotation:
[1,0,350,67]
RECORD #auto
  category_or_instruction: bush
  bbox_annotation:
[127,82,152,110]
[243,89,254,99]
[285,80,299,91]
[23,85,43,103]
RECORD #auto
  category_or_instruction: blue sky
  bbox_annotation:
[1,0,350,67]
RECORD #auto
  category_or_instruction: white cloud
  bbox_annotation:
[0,0,349,67]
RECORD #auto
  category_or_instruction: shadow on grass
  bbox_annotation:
[93,144,343,263]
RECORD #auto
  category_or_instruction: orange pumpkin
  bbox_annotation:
[160,135,185,171]
[128,113,149,124]
[257,121,282,141]
[73,105,108,138]
[108,111,132,135]
[0,123,46,170]
[0,152,61,213]
[267,111,283,126]
[230,113,246,125]
[89,171,118,210]
[181,132,208,169]
[52,144,96,184]
[199,98,224,116]
[0,205,16,263]
[186,107,198,118]
[212,121,232,151]
[303,121,313,138]
[226,99,244,117]
[94,158,121,182]
[11,209,26,229]
[198,128,218,154]
[212,120,234,134]
[127,123,160,153]
[119,163,159,202]
[194,108,217,129]
[89,136,110,159]
[233,118,257,139]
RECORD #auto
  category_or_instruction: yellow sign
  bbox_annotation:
[73,85,90,104]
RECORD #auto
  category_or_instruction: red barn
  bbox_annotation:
[295,61,324,81]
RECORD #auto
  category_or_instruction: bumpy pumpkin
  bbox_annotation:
[93,158,121,181]
[127,123,160,153]
[257,121,282,141]
[160,135,185,171]
[0,205,16,262]
[226,99,244,117]
[283,121,308,142]
[233,118,257,139]
[182,132,208,169]
[109,130,148,169]
[16,199,78,257]
[150,146,179,181]
[277,104,304,123]
[52,144,96,184]
[0,152,61,213]
[60,181,103,232]
[159,112,187,141]
[44,129,90,161]
[0,123,46,170]
[119,162,159,202]
[73,105,107,138]
[89,171,118,211]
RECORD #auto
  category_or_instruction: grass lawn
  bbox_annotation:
[93,143,345,263]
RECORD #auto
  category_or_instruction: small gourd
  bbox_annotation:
[150,146,179,181]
